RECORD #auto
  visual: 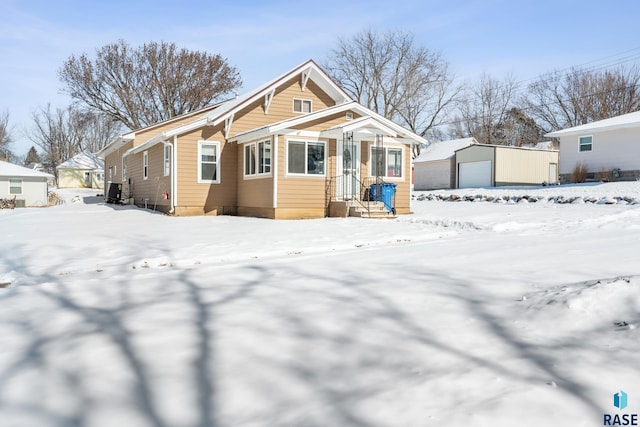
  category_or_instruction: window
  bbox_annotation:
[164,145,171,176]
[287,140,325,175]
[244,140,271,176]
[9,179,21,195]
[293,98,312,114]
[579,136,593,152]
[122,157,126,180]
[109,166,113,181]
[198,141,220,183]
[371,146,403,178]
[143,151,149,180]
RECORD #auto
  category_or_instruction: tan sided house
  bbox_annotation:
[97,60,427,219]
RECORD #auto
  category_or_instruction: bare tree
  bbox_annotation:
[0,110,12,161]
[29,105,121,182]
[59,40,242,130]
[324,29,461,156]
[452,73,518,145]
[524,66,640,132]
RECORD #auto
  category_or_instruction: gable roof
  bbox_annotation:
[0,160,53,178]
[228,101,428,146]
[96,100,229,158]
[413,138,477,163]
[545,111,640,138]
[57,152,104,171]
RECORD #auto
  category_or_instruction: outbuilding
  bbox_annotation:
[455,144,559,188]
[57,152,105,189]
[413,138,476,190]
[0,160,52,207]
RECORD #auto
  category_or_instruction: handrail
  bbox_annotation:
[328,174,393,216]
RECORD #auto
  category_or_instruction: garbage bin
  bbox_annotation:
[370,182,397,212]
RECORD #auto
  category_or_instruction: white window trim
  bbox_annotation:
[164,145,171,177]
[198,140,221,184]
[369,144,405,180]
[293,98,312,114]
[285,139,327,177]
[122,157,126,181]
[143,151,149,180]
[8,178,22,195]
[579,135,593,152]
[243,139,272,179]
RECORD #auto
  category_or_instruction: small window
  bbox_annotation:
[287,140,325,175]
[579,136,592,152]
[293,98,312,114]
[371,146,403,179]
[109,166,113,181]
[9,179,22,195]
[143,151,149,180]
[122,157,126,180]
[164,145,171,176]
[244,140,271,177]
[198,141,220,183]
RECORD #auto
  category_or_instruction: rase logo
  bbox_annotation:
[604,390,638,426]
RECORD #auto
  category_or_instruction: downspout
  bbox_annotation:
[273,133,278,211]
[161,139,176,214]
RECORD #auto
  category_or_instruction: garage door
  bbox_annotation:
[459,161,492,188]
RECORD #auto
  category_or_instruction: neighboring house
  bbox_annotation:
[413,138,477,190]
[545,111,640,182]
[97,59,427,219]
[0,160,53,207]
[455,144,559,188]
[57,153,105,189]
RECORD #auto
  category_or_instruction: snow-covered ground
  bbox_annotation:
[1,183,639,427]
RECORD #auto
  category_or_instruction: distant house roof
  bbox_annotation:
[57,152,104,171]
[534,141,554,150]
[0,160,53,178]
[545,111,640,137]
[413,138,477,163]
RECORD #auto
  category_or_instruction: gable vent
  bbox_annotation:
[346,112,353,121]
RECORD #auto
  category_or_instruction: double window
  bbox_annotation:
[9,179,22,195]
[293,98,312,114]
[244,140,271,176]
[579,136,593,152]
[287,140,326,175]
[198,141,220,183]
[371,146,403,178]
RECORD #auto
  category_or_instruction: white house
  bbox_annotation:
[413,138,476,190]
[0,160,53,207]
[545,111,640,182]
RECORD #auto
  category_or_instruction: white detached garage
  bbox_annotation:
[413,138,476,190]
[455,144,559,188]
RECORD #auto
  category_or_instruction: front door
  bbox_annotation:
[337,134,361,200]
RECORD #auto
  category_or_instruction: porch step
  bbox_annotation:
[348,202,396,219]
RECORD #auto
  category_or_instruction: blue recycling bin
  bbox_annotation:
[370,182,397,212]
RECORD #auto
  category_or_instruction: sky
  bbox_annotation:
[2,0,640,156]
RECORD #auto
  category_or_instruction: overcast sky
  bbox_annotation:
[2,0,639,155]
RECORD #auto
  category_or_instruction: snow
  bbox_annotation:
[1,183,640,426]
[413,137,476,162]
[0,160,53,178]
[545,110,640,137]
[57,153,104,171]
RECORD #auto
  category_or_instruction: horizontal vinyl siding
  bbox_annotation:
[495,148,559,185]
[559,127,640,174]
[127,143,171,209]
[276,137,333,211]
[105,140,134,186]
[414,159,452,190]
[0,177,48,206]
[176,126,237,212]
[237,140,274,209]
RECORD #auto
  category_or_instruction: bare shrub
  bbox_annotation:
[571,163,588,183]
